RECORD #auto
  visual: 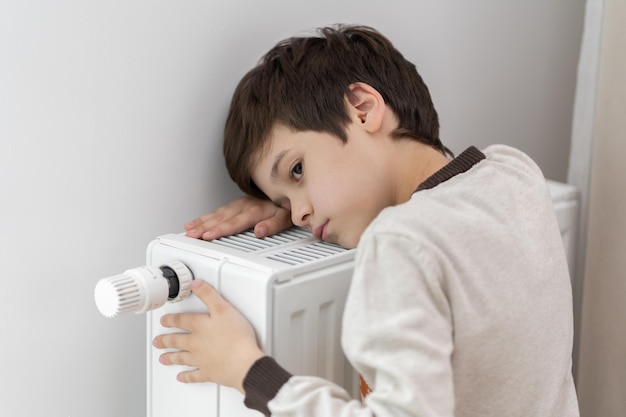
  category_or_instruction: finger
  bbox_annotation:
[189,279,228,314]
[186,215,231,238]
[202,204,291,240]
[184,218,202,231]
[176,368,209,384]
[153,332,191,351]
[184,202,246,237]
[159,350,194,367]
[186,196,289,240]
[199,214,258,240]
[185,210,231,232]
[160,312,205,331]
[254,209,293,238]
[187,208,255,240]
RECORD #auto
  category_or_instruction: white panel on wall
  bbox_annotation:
[0,1,584,416]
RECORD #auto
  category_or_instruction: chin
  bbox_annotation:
[337,236,358,250]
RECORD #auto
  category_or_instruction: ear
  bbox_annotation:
[346,82,386,133]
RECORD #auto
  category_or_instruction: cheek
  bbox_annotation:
[307,171,341,201]
[313,168,386,215]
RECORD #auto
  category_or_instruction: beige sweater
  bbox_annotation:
[246,145,579,417]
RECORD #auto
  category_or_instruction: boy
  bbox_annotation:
[152,25,579,416]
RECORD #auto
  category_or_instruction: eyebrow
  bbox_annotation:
[271,149,289,179]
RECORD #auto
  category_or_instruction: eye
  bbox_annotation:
[290,162,303,180]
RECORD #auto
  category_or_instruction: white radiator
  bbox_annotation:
[144,227,358,417]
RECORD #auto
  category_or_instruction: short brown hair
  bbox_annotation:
[223,24,450,198]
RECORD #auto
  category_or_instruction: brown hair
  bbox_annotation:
[223,24,451,198]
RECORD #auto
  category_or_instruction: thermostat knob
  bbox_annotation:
[94,260,193,318]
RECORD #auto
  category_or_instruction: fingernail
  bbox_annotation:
[256,226,267,238]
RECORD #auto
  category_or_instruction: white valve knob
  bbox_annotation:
[94,260,193,318]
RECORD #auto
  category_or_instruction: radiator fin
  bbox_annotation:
[211,228,312,252]
[210,227,348,266]
[288,310,305,374]
[266,242,347,265]
[318,301,336,377]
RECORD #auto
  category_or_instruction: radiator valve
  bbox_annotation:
[94,260,193,318]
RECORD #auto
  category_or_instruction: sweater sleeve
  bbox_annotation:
[243,356,293,416]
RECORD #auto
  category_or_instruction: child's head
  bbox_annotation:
[223,24,449,199]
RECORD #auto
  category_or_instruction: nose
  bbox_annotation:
[290,195,312,227]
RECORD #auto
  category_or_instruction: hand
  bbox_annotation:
[184,196,293,240]
[152,279,265,393]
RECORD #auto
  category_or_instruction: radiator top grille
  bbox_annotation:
[211,227,347,265]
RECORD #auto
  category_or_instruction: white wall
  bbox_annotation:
[0,1,584,416]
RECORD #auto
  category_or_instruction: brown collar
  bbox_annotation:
[416,146,485,192]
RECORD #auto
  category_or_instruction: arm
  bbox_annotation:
[184,195,293,240]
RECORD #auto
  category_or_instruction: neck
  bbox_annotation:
[394,141,450,204]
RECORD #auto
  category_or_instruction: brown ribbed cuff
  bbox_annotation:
[243,356,293,416]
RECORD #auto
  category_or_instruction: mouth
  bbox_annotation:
[313,221,328,241]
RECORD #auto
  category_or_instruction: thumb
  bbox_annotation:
[254,210,293,238]
[190,279,226,313]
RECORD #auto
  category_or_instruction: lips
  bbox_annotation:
[313,222,328,241]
